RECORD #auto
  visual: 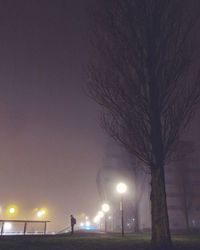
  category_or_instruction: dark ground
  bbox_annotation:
[0,232,199,250]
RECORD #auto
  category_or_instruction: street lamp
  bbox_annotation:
[93,216,99,224]
[116,182,127,194]
[116,182,127,237]
[37,209,46,218]
[7,205,18,217]
[97,211,104,218]
[9,207,15,214]
[102,203,110,233]
[97,211,104,231]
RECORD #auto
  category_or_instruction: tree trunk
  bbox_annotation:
[151,166,172,249]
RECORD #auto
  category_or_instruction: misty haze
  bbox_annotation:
[0,1,200,250]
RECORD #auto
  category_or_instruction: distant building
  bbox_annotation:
[97,139,200,232]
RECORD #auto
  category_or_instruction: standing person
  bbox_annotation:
[70,215,76,235]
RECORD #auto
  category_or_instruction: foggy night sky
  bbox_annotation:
[0,0,106,230]
[0,0,200,232]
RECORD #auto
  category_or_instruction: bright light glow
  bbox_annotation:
[97,211,104,218]
[85,221,91,227]
[37,209,46,218]
[108,216,112,220]
[102,203,110,213]
[6,205,18,217]
[93,216,100,223]
[85,216,89,220]
[4,222,12,230]
[116,182,127,194]
[9,207,15,214]
[80,222,84,227]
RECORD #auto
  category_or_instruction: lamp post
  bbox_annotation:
[7,205,18,217]
[116,182,127,237]
[97,211,104,232]
[102,203,110,233]
[36,209,46,218]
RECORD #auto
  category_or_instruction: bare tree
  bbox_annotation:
[87,0,200,248]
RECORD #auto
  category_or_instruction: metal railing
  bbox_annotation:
[0,219,50,236]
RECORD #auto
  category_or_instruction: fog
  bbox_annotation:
[0,0,106,231]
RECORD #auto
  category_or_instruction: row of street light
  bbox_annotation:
[0,205,47,219]
[93,182,127,236]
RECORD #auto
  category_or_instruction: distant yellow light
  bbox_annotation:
[37,209,46,218]
[9,207,15,214]
[7,205,18,216]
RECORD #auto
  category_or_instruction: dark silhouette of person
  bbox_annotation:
[70,215,76,235]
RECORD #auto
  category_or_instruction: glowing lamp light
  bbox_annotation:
[93,216,100,223]
[85,221,91,227]
[4,222,12,231]
[7,205,18,216]
[37,209,46,218]
[116,182,127,237]
[97,211,104,218]
[9,207,15,214]
[116,182,127,194]
[102,203,110,213]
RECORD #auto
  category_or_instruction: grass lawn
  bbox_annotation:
[0,233,199,250]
